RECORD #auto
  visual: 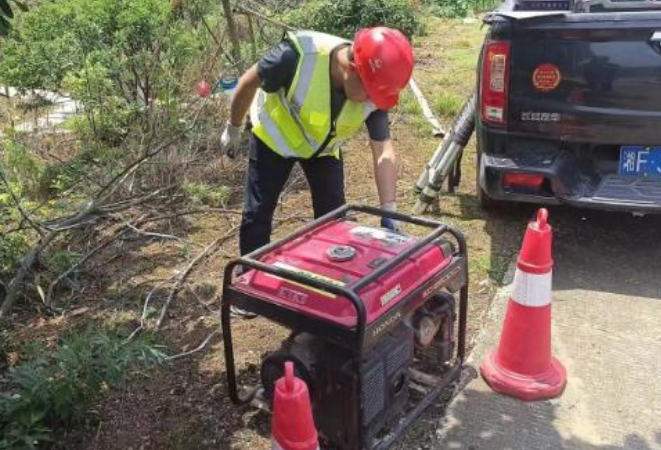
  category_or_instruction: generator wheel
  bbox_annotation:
[260,351,313,403]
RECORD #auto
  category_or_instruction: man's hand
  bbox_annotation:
[221,121,242,158]
[380,216,401,232]
[380,201,402,233]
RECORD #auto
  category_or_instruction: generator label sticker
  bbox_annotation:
[350,226,409,246]
[533,64,562,92]
[268,261,345,298]
[380,284,402,306]
[276,286,309,305]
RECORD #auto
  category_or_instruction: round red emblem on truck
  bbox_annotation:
[533,64,562,92]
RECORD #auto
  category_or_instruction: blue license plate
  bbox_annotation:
[619,146,661,177]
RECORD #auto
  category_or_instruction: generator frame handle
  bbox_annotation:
[221,204,469,445]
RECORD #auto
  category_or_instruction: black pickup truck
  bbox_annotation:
[476,1,661,213]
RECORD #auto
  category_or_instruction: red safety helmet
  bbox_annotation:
[352,27,414,110]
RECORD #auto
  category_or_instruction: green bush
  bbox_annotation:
[62,62,138,146]
[183,181,230,208]
[0,233,29,290]
[425,0,501,17]
[0,0,208,145]
[1,138,42,199]
[426,0,471,17]
[0,1,28,37]
[283,0,424,40]
[0,329,165,450]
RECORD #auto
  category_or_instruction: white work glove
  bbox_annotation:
[380,201,402,233]
[220,121,242,159]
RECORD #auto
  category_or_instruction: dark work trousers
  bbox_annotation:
[239,134,345,255]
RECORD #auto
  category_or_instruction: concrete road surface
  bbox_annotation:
[436,208,661,450]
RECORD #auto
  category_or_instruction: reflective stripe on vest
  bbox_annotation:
[251,31,376,159]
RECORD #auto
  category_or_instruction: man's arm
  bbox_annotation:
[370,138,398,209]
[229,64,261,126]
[221,42,298,156]
[230,40,298,125]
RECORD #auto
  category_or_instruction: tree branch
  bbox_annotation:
[155,224,239,330]
[0,231,59,319]
[45,227,130,308]
[94,107,203,202]
[235,3,295,31]
[165,328,221,361]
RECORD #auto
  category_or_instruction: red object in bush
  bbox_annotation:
[196,80,212,98]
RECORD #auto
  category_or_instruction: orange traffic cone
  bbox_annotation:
[480,208,567,401]
[272,362,319,450]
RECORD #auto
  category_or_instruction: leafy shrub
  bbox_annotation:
[0,233,29,290]
[0,329,165,450]
[62,62,138,146]
[283,0,424,40]
[1,138,42,199]
[41,250,79,278]
[183,181,230,208]
[0,1,28,37]
[426,0,471,17]
[0,0,208,145]
[425,0,501,17]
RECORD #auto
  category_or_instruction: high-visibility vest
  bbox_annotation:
[250,31,376,159]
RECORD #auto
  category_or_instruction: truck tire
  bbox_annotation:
[478,183,505,211]
[476,146,506,211]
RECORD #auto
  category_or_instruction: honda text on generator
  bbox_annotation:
[221,205,468,450]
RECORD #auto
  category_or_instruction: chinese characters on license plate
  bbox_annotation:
[619,146,661,177]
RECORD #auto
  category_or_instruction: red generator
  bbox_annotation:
[221,205,468,450]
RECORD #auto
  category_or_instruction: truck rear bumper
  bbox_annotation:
[480,153,661,213]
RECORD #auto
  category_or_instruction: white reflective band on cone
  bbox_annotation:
[272,439,319,450]
[511,269,552,307]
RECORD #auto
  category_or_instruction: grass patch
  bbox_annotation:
[455,39,474,49]
[183,181,230,208]
[435,92,464,117]
[397,90,423,116]
[446,48,481,71]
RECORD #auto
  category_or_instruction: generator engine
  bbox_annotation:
[221,206,468,450]
[261,293,455,449]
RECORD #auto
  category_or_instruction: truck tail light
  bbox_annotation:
[481,40,511,126]
[503,172,545,191]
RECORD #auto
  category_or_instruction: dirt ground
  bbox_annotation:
[3,17,531,450]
